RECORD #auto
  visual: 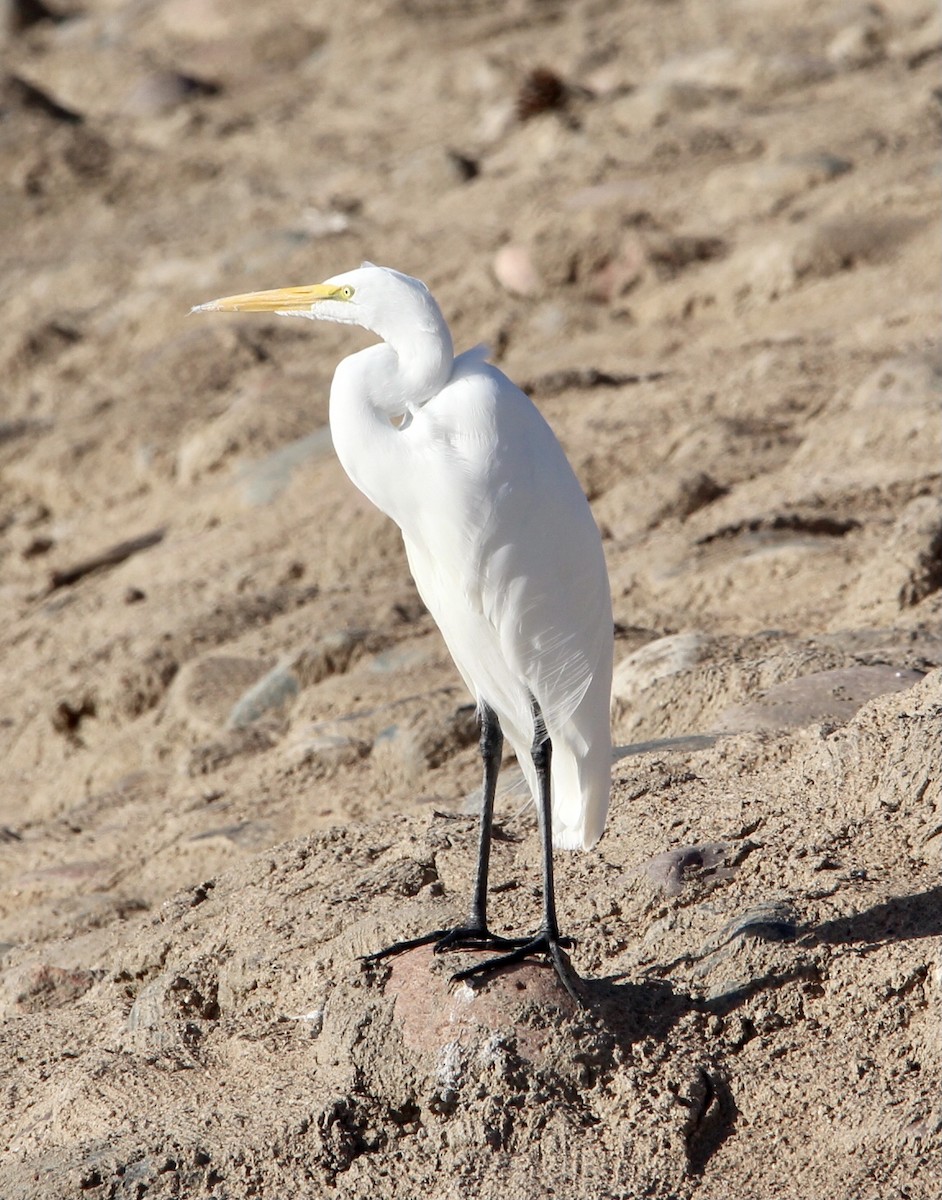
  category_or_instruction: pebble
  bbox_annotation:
[705,152,852,222]
[849,353,942,413]
[6,962,101,1014]
[654,46,753,92]
[292,630,368,687]
[791,214,920,281]
[368,643,437,674]
[384,943,580,1068]
[124,71,218,118]
[751,54,834,96]
[493,244,541,297]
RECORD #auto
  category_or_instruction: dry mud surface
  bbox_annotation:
[1,1,941,1197]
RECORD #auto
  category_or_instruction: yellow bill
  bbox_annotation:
[191,282,352,314]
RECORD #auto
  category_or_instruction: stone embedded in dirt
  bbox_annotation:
[642,842,732,896]
[125,968,221,1052]
[714,664,924,733]
[612,632,711,720]
[284,723,370,775]
[169,655,275,735]
[292,629,370,686]
[7,962,101,1013]
[786,350,941,492]
[693,902,803,1000]
[792,214,923,280]
[382,944,580,1066]
[850,352,942,413]
[704,152,853,221]
[370,702,478,781]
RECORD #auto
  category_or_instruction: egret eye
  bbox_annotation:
[339,285,355,300]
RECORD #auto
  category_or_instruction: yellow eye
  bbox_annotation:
[339,285,355,300]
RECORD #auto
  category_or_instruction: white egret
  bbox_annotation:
[193,264,614,1000]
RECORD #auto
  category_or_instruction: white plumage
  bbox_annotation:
[194,263,614,996]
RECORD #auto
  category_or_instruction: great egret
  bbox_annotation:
[193,264,614,1000]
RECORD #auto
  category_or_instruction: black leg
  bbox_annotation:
[450,699,585,1005]
[363,702,526,962]
[467,699,501,928]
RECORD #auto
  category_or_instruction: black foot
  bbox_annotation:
[363,924,529,964]
[450,930,586,1006]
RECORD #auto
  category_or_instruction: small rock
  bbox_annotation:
[297,206,350,237]
[849,353,942,412]
[642,842,731,896]
[715,664,924,733]
[126,969,219,1051]
[792,214,921,280]
[612,633,711,722]
[285,725,370,776]
[124,71,218,118]
[237,427,333,506]
[655,45,753,92]
[171,655,274,734]
[372,704,479,781]
[384,944,580,1066]
[10,963,101,1013]
[705,153,852,221]
[752,53,834,96]
[696,903,802,995]
[493,244,541,297]
[227,664,300,729]
[788,351,941,492]
[158,0,231,40]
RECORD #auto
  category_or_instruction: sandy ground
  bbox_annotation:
[1,0,940,1196]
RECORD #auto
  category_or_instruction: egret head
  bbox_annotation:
[192,262,451,349]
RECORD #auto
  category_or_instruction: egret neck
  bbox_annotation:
[328,297,454,522]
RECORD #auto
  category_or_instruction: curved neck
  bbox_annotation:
[363,307,454,415]
[327,278,456,525]
[328,345,429,527]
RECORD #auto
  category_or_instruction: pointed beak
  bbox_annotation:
[191,283,346,314]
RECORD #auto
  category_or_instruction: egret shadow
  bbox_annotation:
[799,884,942,951]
